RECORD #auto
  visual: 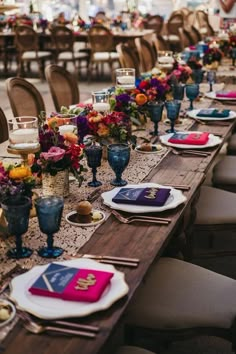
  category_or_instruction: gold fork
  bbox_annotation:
[111,210,171,225]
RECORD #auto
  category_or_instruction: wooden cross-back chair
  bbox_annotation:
[144,15,164,35]
[45,64,80,112]
[0,107,9,143]
[116,43,140,78]
[134,38,156,73]
[5,77,46,117]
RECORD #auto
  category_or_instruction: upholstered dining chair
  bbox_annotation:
[15,25,52,80]
[6,77,46,117]
[0,107,9,143]
[211,155,236,193]
[51,25,89,76]
[125,257,236,352]
[87,24,120,82]
[45,64,80,112]
[134,38,156,73]
[115,346,157,354]
[116,43,140,78]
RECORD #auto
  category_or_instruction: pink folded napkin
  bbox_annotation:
[216,91,236,98]
[168,132,210,145]
[29,263,114,302]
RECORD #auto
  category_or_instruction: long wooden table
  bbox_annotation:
[1,90,236,354]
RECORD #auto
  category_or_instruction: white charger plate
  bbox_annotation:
[101,183,186,213]
[205,91,236,100]
[65,210,106,227]
[160,131,222,149]
[187,109,236,121]
[9,259,129,320]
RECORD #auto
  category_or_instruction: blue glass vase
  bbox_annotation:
[85,145,102,187]
[165,100,181,133]
[186,84,199,110]
[107,143,130,186]
[35,196,64,258]
[1,196,32,259]
[147,101,164,136]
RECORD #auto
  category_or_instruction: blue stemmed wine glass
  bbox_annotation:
[232,48,236,66]
[107,143,130,186]
[1,196,32,259]
[35,196,64,258]
[85,144,102,187]
[165,100,181,134]
[172,83,185,101]
[206,70,216,92]
[147,101,164,136]
[192,69,204,84]
[186,84,199,110]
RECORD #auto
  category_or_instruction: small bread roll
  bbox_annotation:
[140,143,152,152]
[76,201,92,216]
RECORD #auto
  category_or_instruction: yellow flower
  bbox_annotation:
[64,132,78,144]
[97,123,109,137]
[9,166,32,180]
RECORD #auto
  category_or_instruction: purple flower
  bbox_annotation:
[76,115,90,142]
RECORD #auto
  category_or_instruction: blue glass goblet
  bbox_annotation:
[1,196,32,259]
[147,101,164,136]
[192,69,204,84]
[165,100,181,133]
[206,70,216,92]
[85,144,102,187]
[35,196,64,258]
[107,143,130,186]
[186,84,199,110]
[232,48,236,66]
[172,84,185,101]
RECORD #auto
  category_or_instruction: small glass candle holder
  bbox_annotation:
[8,116,39,150]
[92,90,110,112]
[116,68,135,90]
[50,114,77,135]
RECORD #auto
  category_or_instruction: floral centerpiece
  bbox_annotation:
[167,61,193,84]
[203,42,223,69]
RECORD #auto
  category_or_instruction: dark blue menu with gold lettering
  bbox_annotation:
[112,187,171,206]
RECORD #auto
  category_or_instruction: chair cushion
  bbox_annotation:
[126,257,236,330]
[227,133,236,154]
[212,156,236,186]
[22,51,51,59]
[115,346,156,354]
[58,52,88,60]
[93,52,120,61]
[195,185,236,224]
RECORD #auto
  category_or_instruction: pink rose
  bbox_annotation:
[40,146,65,162]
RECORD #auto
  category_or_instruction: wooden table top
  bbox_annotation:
[1,87,236,354]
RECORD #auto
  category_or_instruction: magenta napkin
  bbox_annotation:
[216,91,236,98]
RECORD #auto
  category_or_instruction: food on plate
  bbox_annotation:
[92,210,103,221]
[76,201,92,223]
[139,143,152,151]
[0,303,12,322]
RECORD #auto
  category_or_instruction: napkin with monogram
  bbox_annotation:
[197,109,230,118]
[168,132,210,145]
[29,263,114,302]
[112,187,171,206]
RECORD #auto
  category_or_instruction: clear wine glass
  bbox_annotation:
[107,143,130,186]
[206,71,216,92]
[165,100,181,133]
[85,144,103,187]
[186,84,199,110]
[147,101,164,136]
[35,196,64,258]
[1,196,32,259]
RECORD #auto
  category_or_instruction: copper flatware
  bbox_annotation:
[170,148,209,157]
[112,210,171,224]
[66,254,139,268]
[161,184,190,191]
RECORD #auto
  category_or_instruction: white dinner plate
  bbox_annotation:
[9,259,129,320]
[101,183,187,213]
[160,132,222,149]
[135,144,166,154]
[187,109,236,121]
[205,91,236,100]
[65,210,106,227]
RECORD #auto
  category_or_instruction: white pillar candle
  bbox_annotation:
[9,128,38,148]
[58,124,77,135]
[93,102,110,112]
[117,75,135,85]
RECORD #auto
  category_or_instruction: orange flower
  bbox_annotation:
[97,123,109,137]
[89,114,103,123]
[47,117,64,128]
[135,93,148,106]
[64,132,78,145]
[9,166,32,180]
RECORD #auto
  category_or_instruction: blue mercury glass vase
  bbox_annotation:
[1,195,32,259]
[35,196,64,258]
[107,143,130,186]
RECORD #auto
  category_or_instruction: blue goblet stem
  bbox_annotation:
[89,166,102,187]
[189,99,194,110]
[209,83,213,92]
[154,122,158,136]
[47,234,54,251]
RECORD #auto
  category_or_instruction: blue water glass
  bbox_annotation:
[172,84,185,101]
[85,145,102,187]
[165,100,181,133]
[186,84,199,110]
[147,101,164,136]
[1,196,32,259]
[231,48,236,66]
[35,196,64,258]
[107,143,130,186]
[206,70,216,92]
[192,69,204,84]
